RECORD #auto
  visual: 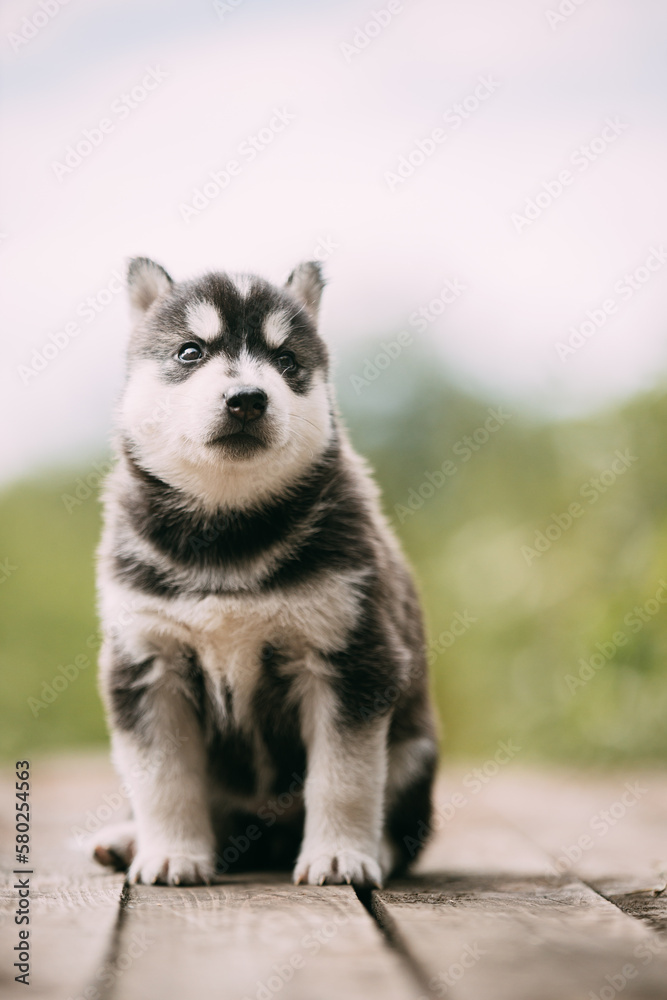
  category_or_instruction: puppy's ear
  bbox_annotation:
[127,257,173,315]
[285,262,325,320]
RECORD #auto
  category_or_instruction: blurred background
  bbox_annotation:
[2,0,667,765]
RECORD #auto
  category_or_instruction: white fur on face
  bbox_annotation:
[263,311,291,349]
[185,300,222,343]
[229,273,254,298]
[118,353,333,509]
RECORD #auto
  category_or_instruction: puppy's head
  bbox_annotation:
[118,259,333,508]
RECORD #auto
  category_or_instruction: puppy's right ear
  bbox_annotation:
[285,261,325,320]
[127,257,173,316]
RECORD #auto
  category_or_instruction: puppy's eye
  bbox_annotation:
[277,351,297,373]
[177,343,203,363]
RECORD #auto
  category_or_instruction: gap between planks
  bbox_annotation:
[5,758,667,1000]
[368,774,667,1000]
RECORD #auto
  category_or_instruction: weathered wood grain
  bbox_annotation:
[414,784,550,876]
[592,880,667,935]
[0,754,125,1000]
[479,766,667,884]
[374,872,667,1000]
[4,755,667,1000]
[374,782,667,1000]
[115,876,419,1000]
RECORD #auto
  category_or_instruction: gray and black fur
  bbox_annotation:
[94,258,437,886]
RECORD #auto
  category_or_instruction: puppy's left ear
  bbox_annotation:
[285,262,325,320]
[127,257,173,316]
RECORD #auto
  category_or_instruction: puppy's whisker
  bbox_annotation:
[287,413,321,433]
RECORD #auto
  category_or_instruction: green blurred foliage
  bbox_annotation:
[2,341,667,763]
[0,470,104,758]
[339,344,667,765]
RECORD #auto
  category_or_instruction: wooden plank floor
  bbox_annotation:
[2,755,667,999]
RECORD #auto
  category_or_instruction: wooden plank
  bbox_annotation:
[414,780,552,876]
[374,873,667,1000]
[5,756,667,1000]
[0,754,125,1000]
[115,875,419,1000]
[474,766,667,947]
[373,780,667,1000]
[479,766,667,885]
[592,880,667,935]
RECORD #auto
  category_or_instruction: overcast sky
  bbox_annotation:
[2,0,667,484]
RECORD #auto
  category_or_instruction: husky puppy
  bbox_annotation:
[93,258,437,886]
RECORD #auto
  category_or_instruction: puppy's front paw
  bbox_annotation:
[294,844,383,888]
[128,844,215,886]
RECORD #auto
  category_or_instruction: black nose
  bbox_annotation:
[225,387,267,424]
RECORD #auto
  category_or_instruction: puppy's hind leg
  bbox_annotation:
[384,735,438,875]
[92,820,137,871]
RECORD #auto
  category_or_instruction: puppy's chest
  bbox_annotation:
[191,598,301,690]
[142,572,364,696]
[185,603,294,728]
